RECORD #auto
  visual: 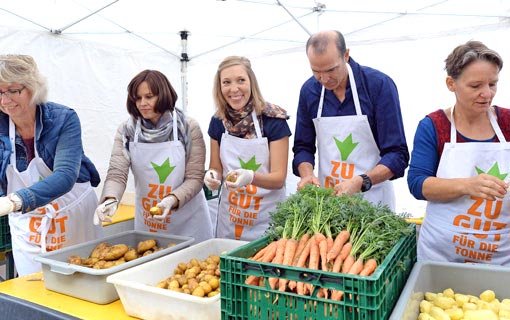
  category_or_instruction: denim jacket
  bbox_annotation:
[0,102,100,212]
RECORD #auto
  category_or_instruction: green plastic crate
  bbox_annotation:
[220,225,416,320]
[0,215,11,251]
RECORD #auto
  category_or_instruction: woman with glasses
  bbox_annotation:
[203,56,291,241]
[94,70,213,243]
[0,54,103,276]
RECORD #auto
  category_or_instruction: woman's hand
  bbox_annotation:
[466,173,508,200]
[93,199,118,225]
[204,169,221,191]
[225,169,254,191]
[150,195,176,221]
[0,197,14,216]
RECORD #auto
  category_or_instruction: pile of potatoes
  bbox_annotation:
[67,239,175,269]
[155,254,221,298]
[418,288,510,320]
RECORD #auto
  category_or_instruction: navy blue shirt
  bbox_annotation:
[292,57,409,178]
[208,115,291,144]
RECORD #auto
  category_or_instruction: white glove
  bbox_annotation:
[93,199,118,225]
[151,195,176,221]
[204,169,221,191]
[225,169,254,191]
[0,197,14,217]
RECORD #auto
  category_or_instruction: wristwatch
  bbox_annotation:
[7,193,22,211]
[359,174,372,192]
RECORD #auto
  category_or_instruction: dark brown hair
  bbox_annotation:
[445,41,503,79]
[306,30,347,57]
[126,69,178,118]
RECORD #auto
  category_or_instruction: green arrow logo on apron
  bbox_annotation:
[151,158,176,184]
[475,162,507,180]
[334,133,359,161]
[239,156,261,171]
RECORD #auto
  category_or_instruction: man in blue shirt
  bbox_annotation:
[292,30,409,210]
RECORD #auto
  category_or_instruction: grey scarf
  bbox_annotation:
[123,109,191,161]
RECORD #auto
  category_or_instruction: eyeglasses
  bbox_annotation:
[0,86,26,99]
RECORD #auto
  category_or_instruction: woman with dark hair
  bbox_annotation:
[0,54,103,275]
[407,41,510,265]
[95,70,212,243]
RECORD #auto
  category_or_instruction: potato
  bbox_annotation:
[445,307,464,320]
[480,289,496,302]
[149,206,163,215]
[67,255,83,265]
[90,242,109,259]
[430,306,450,320]
[225,172,237,182]
[420,299,433,314]
[101,243,129,261]
[433,296,455,309]
[418,314,435,320]
[464,309,498,320]
[82,257,99,266]
[137,239,157,253]
[124,248,139,261]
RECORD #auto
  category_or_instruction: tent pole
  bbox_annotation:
[180,30,190,114]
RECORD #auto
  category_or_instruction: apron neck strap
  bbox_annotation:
[450,106,506,143]
[317,62,361,118]
[9,118,38,166]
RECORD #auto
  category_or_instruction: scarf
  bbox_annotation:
[223,101,289,139]
[123,109,191,161]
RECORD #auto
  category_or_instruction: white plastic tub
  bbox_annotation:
[34,230,193,304]
[107,238,247,320]
[390,260,510,320]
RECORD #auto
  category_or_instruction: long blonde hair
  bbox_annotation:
[212,56,266,119]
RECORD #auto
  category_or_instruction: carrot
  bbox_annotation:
[347,257,364,275]
[245,241,278,285]
[326,236,334,254]
[341,254,355,274]
[308,237,320,270]
[291,233,310,265]
[268,238,287,289]
[318,239,330,298]
[319,239,329,272]
[289,235,313,291]
[251,241,275,261]
[278,238,298,292]
[326,230,350,263]
[338,242,352,262]
[314,232,326,245]
[306,237,320,295]
[359,258,377,276]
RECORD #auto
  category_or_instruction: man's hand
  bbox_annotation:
[297,175,320,190]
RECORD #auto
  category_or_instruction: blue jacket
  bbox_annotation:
[292,57,409,178]
[0,102,100,212]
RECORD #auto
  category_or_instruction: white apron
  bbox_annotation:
[313,64,395,210]
[217,110,286,241]
[419,107,510,265]
[6,119,102,276]
[129,113,212,243]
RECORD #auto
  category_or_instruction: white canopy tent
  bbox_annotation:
[0,0,510,215]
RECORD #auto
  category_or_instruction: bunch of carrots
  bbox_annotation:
[245,185,412,301]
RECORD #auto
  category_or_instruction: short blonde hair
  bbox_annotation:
[212,56,266,119]
[0,54,48,105]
